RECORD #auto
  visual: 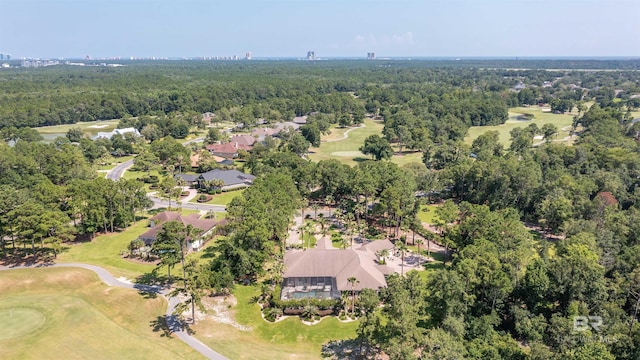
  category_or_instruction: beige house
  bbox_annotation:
[281,240,394,300]
[138,211,218,251]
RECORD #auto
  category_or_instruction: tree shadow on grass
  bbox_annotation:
[199,246,217,259]
[150,316,173,337]
[150,315,196,337]
[135,269,170,298]
[322,339,361,359]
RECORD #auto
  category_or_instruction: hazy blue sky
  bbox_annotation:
[1,0,638,59]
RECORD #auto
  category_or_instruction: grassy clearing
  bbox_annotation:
[190,189,245,205]
[35,119,121,141]
[321,124,354,142]
[57,218,157,280]
[417,204,441,225]
[192,285,358,360]
[308,119,384,166]
[391,151,423,166]
[0,267,200,359]
[465,106,574,146]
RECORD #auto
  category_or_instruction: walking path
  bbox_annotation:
[322,124,363,143]
[0,263,227,360]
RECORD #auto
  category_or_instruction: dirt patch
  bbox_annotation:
[178,294,252,331]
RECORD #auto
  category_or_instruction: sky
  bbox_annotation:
[0,0,639,59]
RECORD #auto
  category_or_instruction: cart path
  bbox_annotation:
[322,124,364,143]
[0,262,227,360]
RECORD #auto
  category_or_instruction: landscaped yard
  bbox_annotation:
[190,189,245,206]
[192,285,358,359]
[57,218,158,280]
[465,106,575,146]
[94,155,135,171]
[0,267,200,359]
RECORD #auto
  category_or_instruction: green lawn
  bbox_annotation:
[94,155,135,171]
[417,204,441,225]
[308,119,425,167]
[0,267,200,359]
[192,285,358,359]
[56,210,210,281]
[390,151,423,166]
[35,119,121,142]
[57,218,157,280]
[190,189,245,205]
[465,106,574,146]
[308,119,384,166]
[321,124,354,142]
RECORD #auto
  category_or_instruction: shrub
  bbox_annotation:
[144,175,159,184]
[263,307,283,322]
[301,305,319,320]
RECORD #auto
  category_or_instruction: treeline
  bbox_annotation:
[0,138,151,257]
[2,60,639,129]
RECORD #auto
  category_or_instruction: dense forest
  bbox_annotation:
[1,60,639,129]
[1,60,640,359]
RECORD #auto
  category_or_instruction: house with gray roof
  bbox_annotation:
[281,241,394,300]
[176,169,256,191]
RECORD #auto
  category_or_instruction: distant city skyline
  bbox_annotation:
[1,0,639,59]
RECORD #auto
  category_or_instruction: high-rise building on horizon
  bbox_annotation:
[367,52,376,60]
[245,52,252,60]
[306,51,316,60]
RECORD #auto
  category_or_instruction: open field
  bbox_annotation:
[0,267,200,359]
[465,106,574,146]
[192,285,358,360]
[35,119,121,141]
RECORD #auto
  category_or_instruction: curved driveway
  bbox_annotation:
[0,262,227,360]
[106,159,134,181]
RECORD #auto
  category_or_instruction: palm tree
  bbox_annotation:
[303,222,314,249]
[324,195,334,207]
[415,238,424,267]
[318,214,327,232]
[321,222,330,242]
[396,242,408,276]
[347,277,359,316]
[300,220,305,250]
[354,202,366,231]
[311,203,319,219]
[345,212,356,247]
[376,249,389,264]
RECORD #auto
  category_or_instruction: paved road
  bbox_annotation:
[0,263,228,360]
[106,159,134,181]
[147,192,227,212]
